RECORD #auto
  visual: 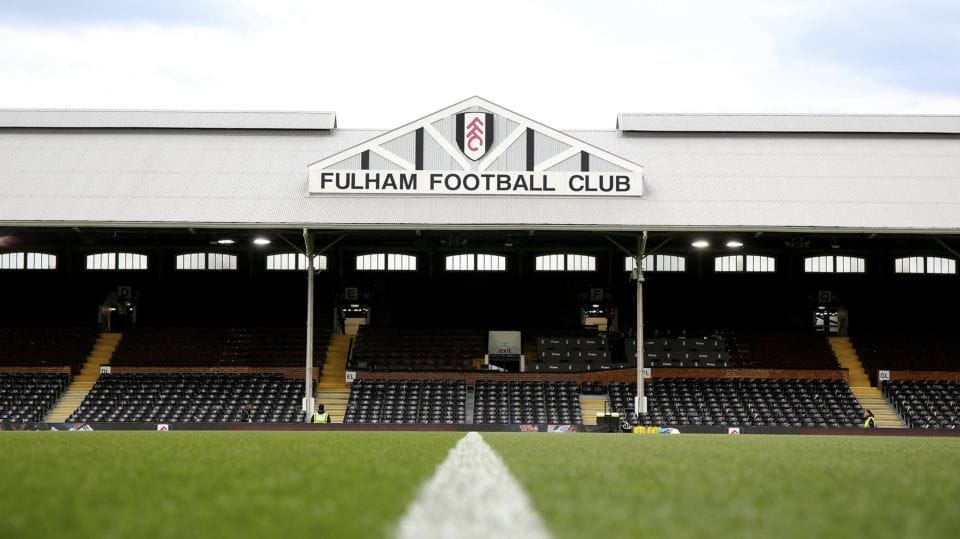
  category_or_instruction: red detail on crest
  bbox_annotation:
[466,117,485,152]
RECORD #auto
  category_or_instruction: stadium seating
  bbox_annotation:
[533,335,630,371]
[723,332,840,369]
[68,373,308,423]
[343,379,466,424]
[473,380,583,424]
[625,332,727,368]
[350,328,485,371]
[110,326,330,368]
[0,326,98,372]
[0,373,69,422]
[884,380,960,429]
[854,333,960,376]
[609,378,862,427]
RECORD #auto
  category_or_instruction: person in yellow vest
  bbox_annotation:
[862,409,876,429]
[312,403,331,424]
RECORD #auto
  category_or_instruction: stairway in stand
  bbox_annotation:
[829,336,905,428]
[315,334,353,422]
[46,333,122,422]
[580,395,611,426]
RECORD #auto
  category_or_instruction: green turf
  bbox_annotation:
[485,433,960,539]
[0,431,460,539]
[2,432,959,539]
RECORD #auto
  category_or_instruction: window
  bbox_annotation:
[745,255,775,273]
[835,256,865,273]
[445,253,506,271]
[895,256,956,275]
[714,255,744,273]
[118,253,148,270]
[355,254,384,271]
[804,256,833,273]
[476,254,506,271]
[804,256,865,274]
[625,255,686,272]
[266,253,328,271]
[715,255,775,273]
[176,253,237,271]
[0,252,56,270]
[536,254,596,272]
[535,254,565,271]
[86,252,147,271]
[388,253,417,271]
[355,253,416,271]
[566,254,596,271]
[927,257,956,275]
[86,253,116,270]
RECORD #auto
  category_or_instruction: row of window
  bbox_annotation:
[0,251,957,275]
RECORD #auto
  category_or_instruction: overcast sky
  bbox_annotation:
[1,0,958,128]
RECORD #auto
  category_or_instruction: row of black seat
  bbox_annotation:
[112,326,331,368]
[344,379,467,424]
[608,379,863,428]
[68,373,309,423]
[884,380,960,429]
[0,373,69,422]
[474,380,582,424]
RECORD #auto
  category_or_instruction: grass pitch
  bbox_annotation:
[1,431,959,538]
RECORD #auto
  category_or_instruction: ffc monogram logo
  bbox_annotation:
[456,112,494,161]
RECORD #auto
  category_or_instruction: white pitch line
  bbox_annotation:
[395,432,553,539]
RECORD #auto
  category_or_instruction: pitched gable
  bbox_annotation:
[308,97,642,196]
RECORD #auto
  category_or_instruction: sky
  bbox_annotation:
[0,0,958,129]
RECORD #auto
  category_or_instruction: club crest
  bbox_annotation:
[456,112,494,161]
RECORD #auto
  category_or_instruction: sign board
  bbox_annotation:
[589,288,604,301]
[642,367,652,379]
[310,170,639,197]
[878,370,891,382]
[345,371,356,383]
[99,365,111,375]
[728,427,741,435]
[307,97,644,199]
[156,424,169,431]
[488,331,522,356]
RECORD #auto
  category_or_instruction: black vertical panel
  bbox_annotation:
[525,128,535,171]
[361,150,370,170]
[415,128,424,170]
[580,151,589,172]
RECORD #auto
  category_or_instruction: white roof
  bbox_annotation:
[0,109,336,130]
[617,113,960,134]
[0,109,959,233]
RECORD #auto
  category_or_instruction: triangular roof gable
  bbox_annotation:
[308,96,643,175]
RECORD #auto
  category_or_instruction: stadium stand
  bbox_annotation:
[625,332,727,368]
[67,373,309,422]
[884,380,960,429]
[723,332,840,369]
[0,327,98,373]
[853,332,960,381]
[0,373,70,422]
[349,328,485,371]
[609,379,862,427]
[533,335,632,371]
[343,379,466,423]
[110,326,330,368]
[473,380,583,424]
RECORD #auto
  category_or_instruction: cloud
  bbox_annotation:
[0,0,957,129]
[0,0,244,26]
[780,0,960,96]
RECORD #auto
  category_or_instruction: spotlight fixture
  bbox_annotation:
[253,237,271,245]
[691,240,710,248]
[726,240,743,248]
[216,239,235,245]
